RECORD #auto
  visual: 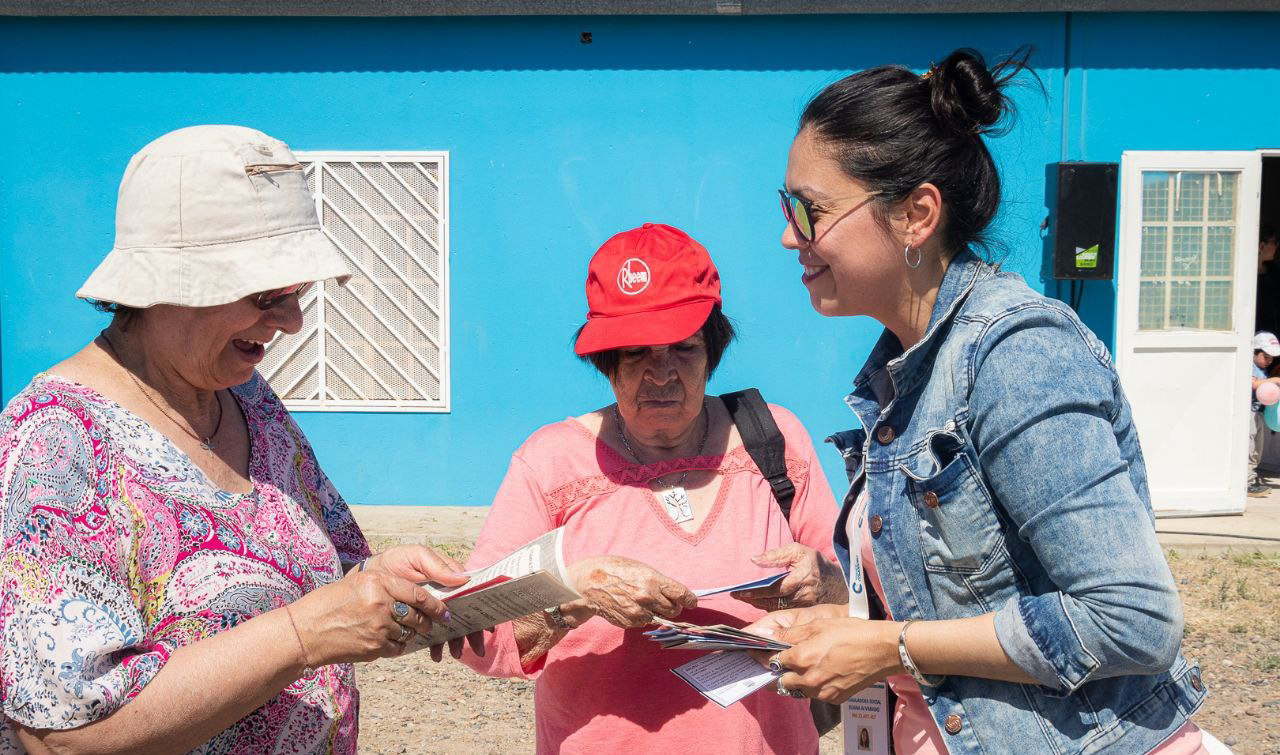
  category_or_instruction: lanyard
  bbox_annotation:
[843,488,891,755]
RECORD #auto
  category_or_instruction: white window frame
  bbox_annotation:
[263,150,450,413]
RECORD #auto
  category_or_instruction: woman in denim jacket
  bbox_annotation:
[747,49,1217,753]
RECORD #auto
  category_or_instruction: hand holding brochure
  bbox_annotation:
[646,617,793,706]
[411,528,579,648]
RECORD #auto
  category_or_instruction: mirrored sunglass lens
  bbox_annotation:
[789,197,813,240]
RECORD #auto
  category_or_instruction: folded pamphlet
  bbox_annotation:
[692,571,790,598]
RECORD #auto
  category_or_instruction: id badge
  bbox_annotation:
[843,684,890,754]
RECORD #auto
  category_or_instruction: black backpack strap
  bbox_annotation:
[720,388,795,522]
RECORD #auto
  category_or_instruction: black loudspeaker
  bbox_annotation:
[1046,162,1118,280]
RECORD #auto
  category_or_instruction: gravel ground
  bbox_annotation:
[355,527,1279,755]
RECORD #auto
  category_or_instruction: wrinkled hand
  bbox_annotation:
[747,616,903,705]
[360,545,484,661]
[567,555,697,628]
[290,567,447,666]
[731,544,847,610]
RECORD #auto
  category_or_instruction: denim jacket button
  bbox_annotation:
[944,714,963,734]
[876,426,896,444]
[923,491,940,508]
[869,515,884,535]
[1190,671,1203,691]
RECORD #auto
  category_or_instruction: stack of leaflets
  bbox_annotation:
[645,617,796,708]
[644,617,791,652]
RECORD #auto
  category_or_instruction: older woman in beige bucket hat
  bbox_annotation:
[0,125,477,755]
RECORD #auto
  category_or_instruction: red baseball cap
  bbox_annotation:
[574,223,722,356]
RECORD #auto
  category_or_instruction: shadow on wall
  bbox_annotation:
[2,12,1280,75]
[1,15,991,74]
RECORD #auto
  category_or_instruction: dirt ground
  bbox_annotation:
[354,510,1279,755]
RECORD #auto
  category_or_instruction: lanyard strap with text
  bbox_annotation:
[844,488,891,755]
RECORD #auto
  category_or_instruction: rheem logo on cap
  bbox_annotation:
[617,258,651,295]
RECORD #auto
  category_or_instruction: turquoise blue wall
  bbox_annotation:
[1,13,1273,504]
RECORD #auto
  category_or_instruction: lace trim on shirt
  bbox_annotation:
[542,445,808,521]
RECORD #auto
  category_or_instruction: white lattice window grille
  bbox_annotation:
[259,152,449,412]
[1137,170,1239,332]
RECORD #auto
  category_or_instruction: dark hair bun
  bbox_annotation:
[927,47,1032,138]
[798,45,1041,256]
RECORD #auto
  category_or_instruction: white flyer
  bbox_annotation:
[411,528,579,647]
[671,650,781,708]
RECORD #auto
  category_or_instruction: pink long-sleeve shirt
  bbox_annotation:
[461,406,839,754]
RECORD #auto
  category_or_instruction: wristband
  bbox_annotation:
[544,606,571,630]
[284,604,316,677]
[898,620,945,688]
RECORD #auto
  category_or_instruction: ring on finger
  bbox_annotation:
[775,678,804,698]
[397,624,413,643]
[777,597,788,610]
[391,601,411,622]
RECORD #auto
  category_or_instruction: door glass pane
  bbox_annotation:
[1171,227,1202,277]
[1169,281,1202,329]
[1141,227,1167,277]
[1142,172,1171,222]
[1208,173,1237,222]
[1174,173,1205,222]
[1206,227,1234,276]
[1204,281,1232,330]
[1137,170,1238,332]
[1139,281,1167,330]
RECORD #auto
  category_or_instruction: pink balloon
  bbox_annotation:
[1258,382,1280,406]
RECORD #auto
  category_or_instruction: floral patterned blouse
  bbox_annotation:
[0,372,371,754]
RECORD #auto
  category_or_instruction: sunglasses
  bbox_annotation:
[255,282,312,310]
[778,188,881,243]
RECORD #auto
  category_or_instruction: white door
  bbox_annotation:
[1116,152,1261,516]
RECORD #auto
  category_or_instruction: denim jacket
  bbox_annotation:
[828,249,1205,754]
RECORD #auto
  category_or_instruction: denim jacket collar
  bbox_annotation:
[846,248,990,423]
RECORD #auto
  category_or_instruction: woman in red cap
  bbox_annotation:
[460,223,845,753]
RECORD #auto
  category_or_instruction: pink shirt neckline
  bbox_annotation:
[563,415,763,546]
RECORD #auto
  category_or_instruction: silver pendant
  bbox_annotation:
[659,487,695,524]
[200,438,215,451]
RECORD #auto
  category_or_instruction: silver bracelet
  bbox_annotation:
[898,619,945,688]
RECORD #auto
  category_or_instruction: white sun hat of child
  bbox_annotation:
[77,124,351,308]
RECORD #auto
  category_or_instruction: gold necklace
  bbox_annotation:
[98,332,224,451]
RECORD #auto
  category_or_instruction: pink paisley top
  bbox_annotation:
[0,372,371,755]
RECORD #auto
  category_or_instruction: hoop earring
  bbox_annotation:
[904,243,922,269]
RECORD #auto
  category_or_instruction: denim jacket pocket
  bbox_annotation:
[901,429,1004,575]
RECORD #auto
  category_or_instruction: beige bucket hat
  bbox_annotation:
[77,124,351,308]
